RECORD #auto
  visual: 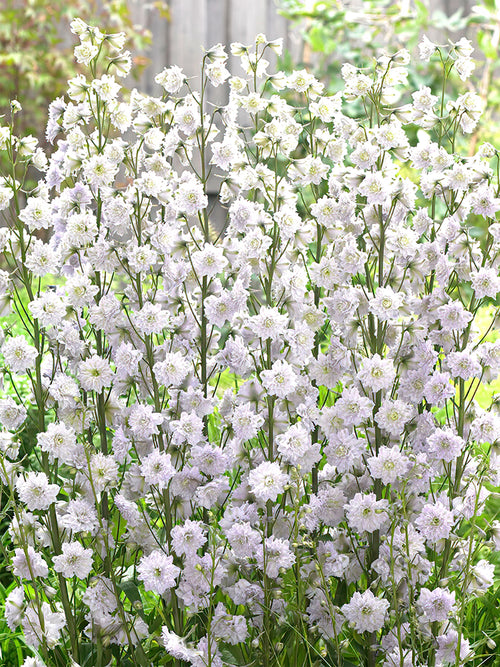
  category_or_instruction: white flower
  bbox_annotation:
[83,155,118,188]
[256,536,295,578]
[418,587,455,622]
[92,74,121,102]
[423,371,455,407]
[369,287,405,322]
[415,501,454,543]
[260,360,297,398]
[137,550,180,594]
[455,36,474,57]
[455,56,475,81]
[206,62,230,87]
[367,445,410,485]
[287,69,323,97]
[358,173,390,205]
[65,211,98,247]
[346,492,389,533]
[436,630,470,664]
[12,546,48,579]
[248,461,288,502]
[74,42,99,66]
[438,302,473,331]
[357,354,395,393]
[447,351,481,381]
[427,427,464,462]
[174,178,208,215]
[18,197,52,231]
[468,559,495,594]
[2,336,37,373]
[141,451,176,489]
[276,423,321,471]
[29,293,67,328]
[22,601,65,649]
[5,586,24,630]
[306,487,346,528]
[0,397,27,430]
[324,429,366,472]
[89,452,119,493]
[16,472,59,511]
[60,498,99,533]
[155,65,185,93]
[171,520,207,557]
[251,307,288,342]
[212,603,248,645]
[162,628,199,662]
[226,522,260,559]
[53,541,93,579]
[191,243,228,278]
[334,388,374,427]
[375,399,413,436]
[173,103,201,136]
[419,35,437,61]
[20,658,46,667]
[128,403,163,439]
[37,422,79,464]
[470,268,500,299]
[0,185,13,211]
[342,590,389,633]
[170,411,205,446]
[230,403,264,441]
[133,302,171,335]
[79,355,114,393]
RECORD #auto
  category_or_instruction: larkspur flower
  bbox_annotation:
[418,587,455,622]
[342,590,390,633]
[248,461,289,502]
[415,501,455,544]
[2,27,500,667]
[137,550,180,594]
[346,493,389,533]
[79,355,114,393]
[53,542,93,579]
[16,472,59,511]
[2,336,38,374]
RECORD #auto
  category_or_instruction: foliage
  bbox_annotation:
[278,0,500,147]
[0,0,166,146]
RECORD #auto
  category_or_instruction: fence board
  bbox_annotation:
[168,0,208,82]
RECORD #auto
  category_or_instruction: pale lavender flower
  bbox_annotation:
[418,587,456,622]
[415,501,454,544]
[346,493,389,533]
[342,590,389,633]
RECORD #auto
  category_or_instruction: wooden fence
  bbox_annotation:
[128,0,303,229]
[130,0,303,96]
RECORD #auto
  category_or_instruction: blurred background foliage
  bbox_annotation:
[0,0,169,148]
[279,0,500,148]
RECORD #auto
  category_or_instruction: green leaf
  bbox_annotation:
[118,580,146,619]
[478,31,498,59]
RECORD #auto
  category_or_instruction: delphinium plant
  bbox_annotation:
[0,17,499,667]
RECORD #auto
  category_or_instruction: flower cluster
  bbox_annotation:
[0,22,498,667]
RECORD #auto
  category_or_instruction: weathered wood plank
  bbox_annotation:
[168,0,208,84]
